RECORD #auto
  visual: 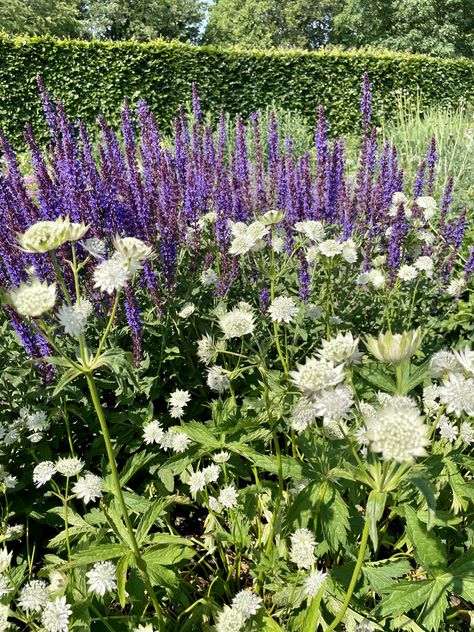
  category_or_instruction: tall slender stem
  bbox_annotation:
[326,518,370,632]
[85,372,163,622]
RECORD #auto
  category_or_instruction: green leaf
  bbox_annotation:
[405,360,430,392]
[64,544,128,568]
[136,499,174,546]
[358,365,397,394]
[142,544,194,567]
[302,581,326,632]
[284,480,323,531]
[366,490,386,550]
[447,548,474,603]
[119,450,157,486]
[363,557,412,593]
[116,553,132,608]
[419,577,450,631]
[52,367,82,396]
[320,484,350,551]
[404,506,447,576]
[180,421,221,449]
[373,579,435,618]
[226,442,307,479]
[409,476,437,531]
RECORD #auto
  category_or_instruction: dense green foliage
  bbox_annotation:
[1,35,474,148]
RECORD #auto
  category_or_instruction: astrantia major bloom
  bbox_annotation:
[82,237,106,258]
[218,306,255,338]
[114,236,154,260]
[9,278,56,318]
[33,461,57,487]
[231,590,262,619]
[93,256,131,294]
[17,217,71,253]
[203,463,220,484]
[438,373,474,417]
[72,473,103,504]
[438,416,458,442]
[207,366,230,393]
[429,350,461,378]
[365,329,422,365]
[18,579,49,613]
[291,397,318,432]
[55,457,84,477]
[290,357,345,397]
[289,528,316,569]
[397,265,418,282]
[41,596,72,632]
[268,296,298,324]
[143,420,165,445]
[453,346,474,377]
[168,389,191,418]
[178,303,196,319]
[364,397,429,463]
[318,239,343,257]
[460,421,474,444]
[312,385,354,422]
[294,220,325,242]
[0,549,11,573]
[218,485,238,509]
[188,471,207,495]
[58,299,93,337]
[86,560,117,596]
[319,332,361,365]
[197,333,216,365]
[303,570,327,598]
[215,605,246,632]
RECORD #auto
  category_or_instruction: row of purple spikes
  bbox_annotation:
[0,73,468,367]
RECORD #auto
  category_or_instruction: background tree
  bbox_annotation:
[0,0,84,38]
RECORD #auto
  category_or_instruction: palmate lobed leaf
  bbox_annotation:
[404,506,448,576]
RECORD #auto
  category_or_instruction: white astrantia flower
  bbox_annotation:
[197,333,217,365]
[453,347,474,377]
[3,429,20,446]
[143,420,165,445]
[439,373,474,417]
[86,560,117,597]
[366,329,423,365]
[354,426,370,446]
[341,239,357,263]
[291,397,318,432]
[231,590,262,620]
[228,221,268,255]
[25,411,48,432]
[178,303,196,319]
[306,245,320,263]
[0,550,11,573]
[3,474,17,488]
[203,464,220,484]
[322,418,348,439]
[260,209,285,225]
[368,269,386,289]
[65,221,89,242]
[5,524,24,540]
[33,461,57,487]
[447,277,466,297]
[290,528,316,569]
[272,232,285,253]
[358,401,377,418]
[372,255,386,267]
[169,431,191,453]
[376,391,393,406]
[303,570,327,598]
[114,236,154,261]
[168,389,191,418]
[429,350,462,378]
[0,575,11,598]
[218,306,255,338]
[398,265,418,282]
[423,385,441,414]
[188,471,207,495]
[133,625,156,632]
[312,385,354,422]
[392,191,409,207]
[268,296,298,324]
[318,239,343,257]
[218,485,238,509]
[207,366,230,393]
[306,304,322,320]
[82,237,106,258]
[438,416,458,443]
[9,278,56,318]
[215,605,246,632]
[57,299,93,337]
[414,256,434,277]
[18,579,49,613]
[213,450,231,463]
[93,256,131,294]
[417,230,435,245]
[17,217,71,253]
[365,397,429,463]
[41,596,72,632]
[319,332,362,365]
[200,268,219,287]
[294,220,325,243]
[460,421,474,445]
[329,316,342,326]
[290,357,345,397]
[416,196,437,220]
[72,473,103,504]
[356,272,370,285]
[55,457,84,477]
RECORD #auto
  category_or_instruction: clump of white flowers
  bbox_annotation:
[290,356,345,398]
[178,302,196,319]
[295,220,325,242]
[228,220,269,255]
[18,579,49,613]
[268,296,298,324]
[17,216,88,253]
[168,389,191,418]
[9,278,56,318]
[41,596,72,632]
[114,236,154,261]
[364,396,429,463]
[142,420,192,453]
[319,332,361,365]
[218,304,255,338]
[289,528,316,569]
[438,373,474,417]
[231,590,262,619]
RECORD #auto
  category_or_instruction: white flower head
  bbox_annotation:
[25,411,48,432]
[178,303,196,319]
[17,217,71,253]
[295,220,325,242]
[143,420,165,445]
[306,245,320,263]
[41,596,72,632]
[200,268,219,287]
[169,430,191,453]
[290,357,345,397]
[231,590,262,620]
[438,416,458,443]
[203,464,220,484]
[312,385,354,422]
[460,421,474,445]
[72,473,103,504]
[260,209,285,225]
[318,239,343,257]
[215,605,246,632]
[188,471,207,495]
[33,461,57,487]
[439,373,474,417]
[303,570,327,598]
[207,366,230,393]
[398,265,418,282]
[58,299,93,337]
[197,333,217,365]
[0,575,11,597]
[368,269,386,289]
[319,332,362,365]
[18,579,49,613]
[218,485,238,509]
[290,528,316,569]
[82,237,106,258]
[423,385,441,414]
[86,560,116,596]
[9,278,56,318]
[55,457,84,477]
[416,196,437,220]
[0,550,11,573]
[341,239,358,263]
[213,450,230,463]
[93,256,131,294]
[268,296,298,324]
[168,389,191,418]
[366,329,423,365]
[306,304,322,320]
[291,397,318,432]
[429,350,462,378]
[218,306,255,338]
[414,256,434,277]
[114,236,154,261]
[447,277,466,297]
[365,397,429,462]
[453,347,474,377]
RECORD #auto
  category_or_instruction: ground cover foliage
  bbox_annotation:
[0,75,472,631]
[1,35,474,149]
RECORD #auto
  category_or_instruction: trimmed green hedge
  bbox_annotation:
[1,35,474,146]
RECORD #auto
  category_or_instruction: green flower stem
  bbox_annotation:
[269,228,289,374]
[64,478,72,564]
[326,517,371,632]
[50,251,72,306]
[265,428,284,557]
[84,371,163,622]
[93,292,120,363]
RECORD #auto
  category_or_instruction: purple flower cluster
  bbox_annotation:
[0,75,467,362]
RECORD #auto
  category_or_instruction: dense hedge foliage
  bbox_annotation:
[1,34,474,146]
